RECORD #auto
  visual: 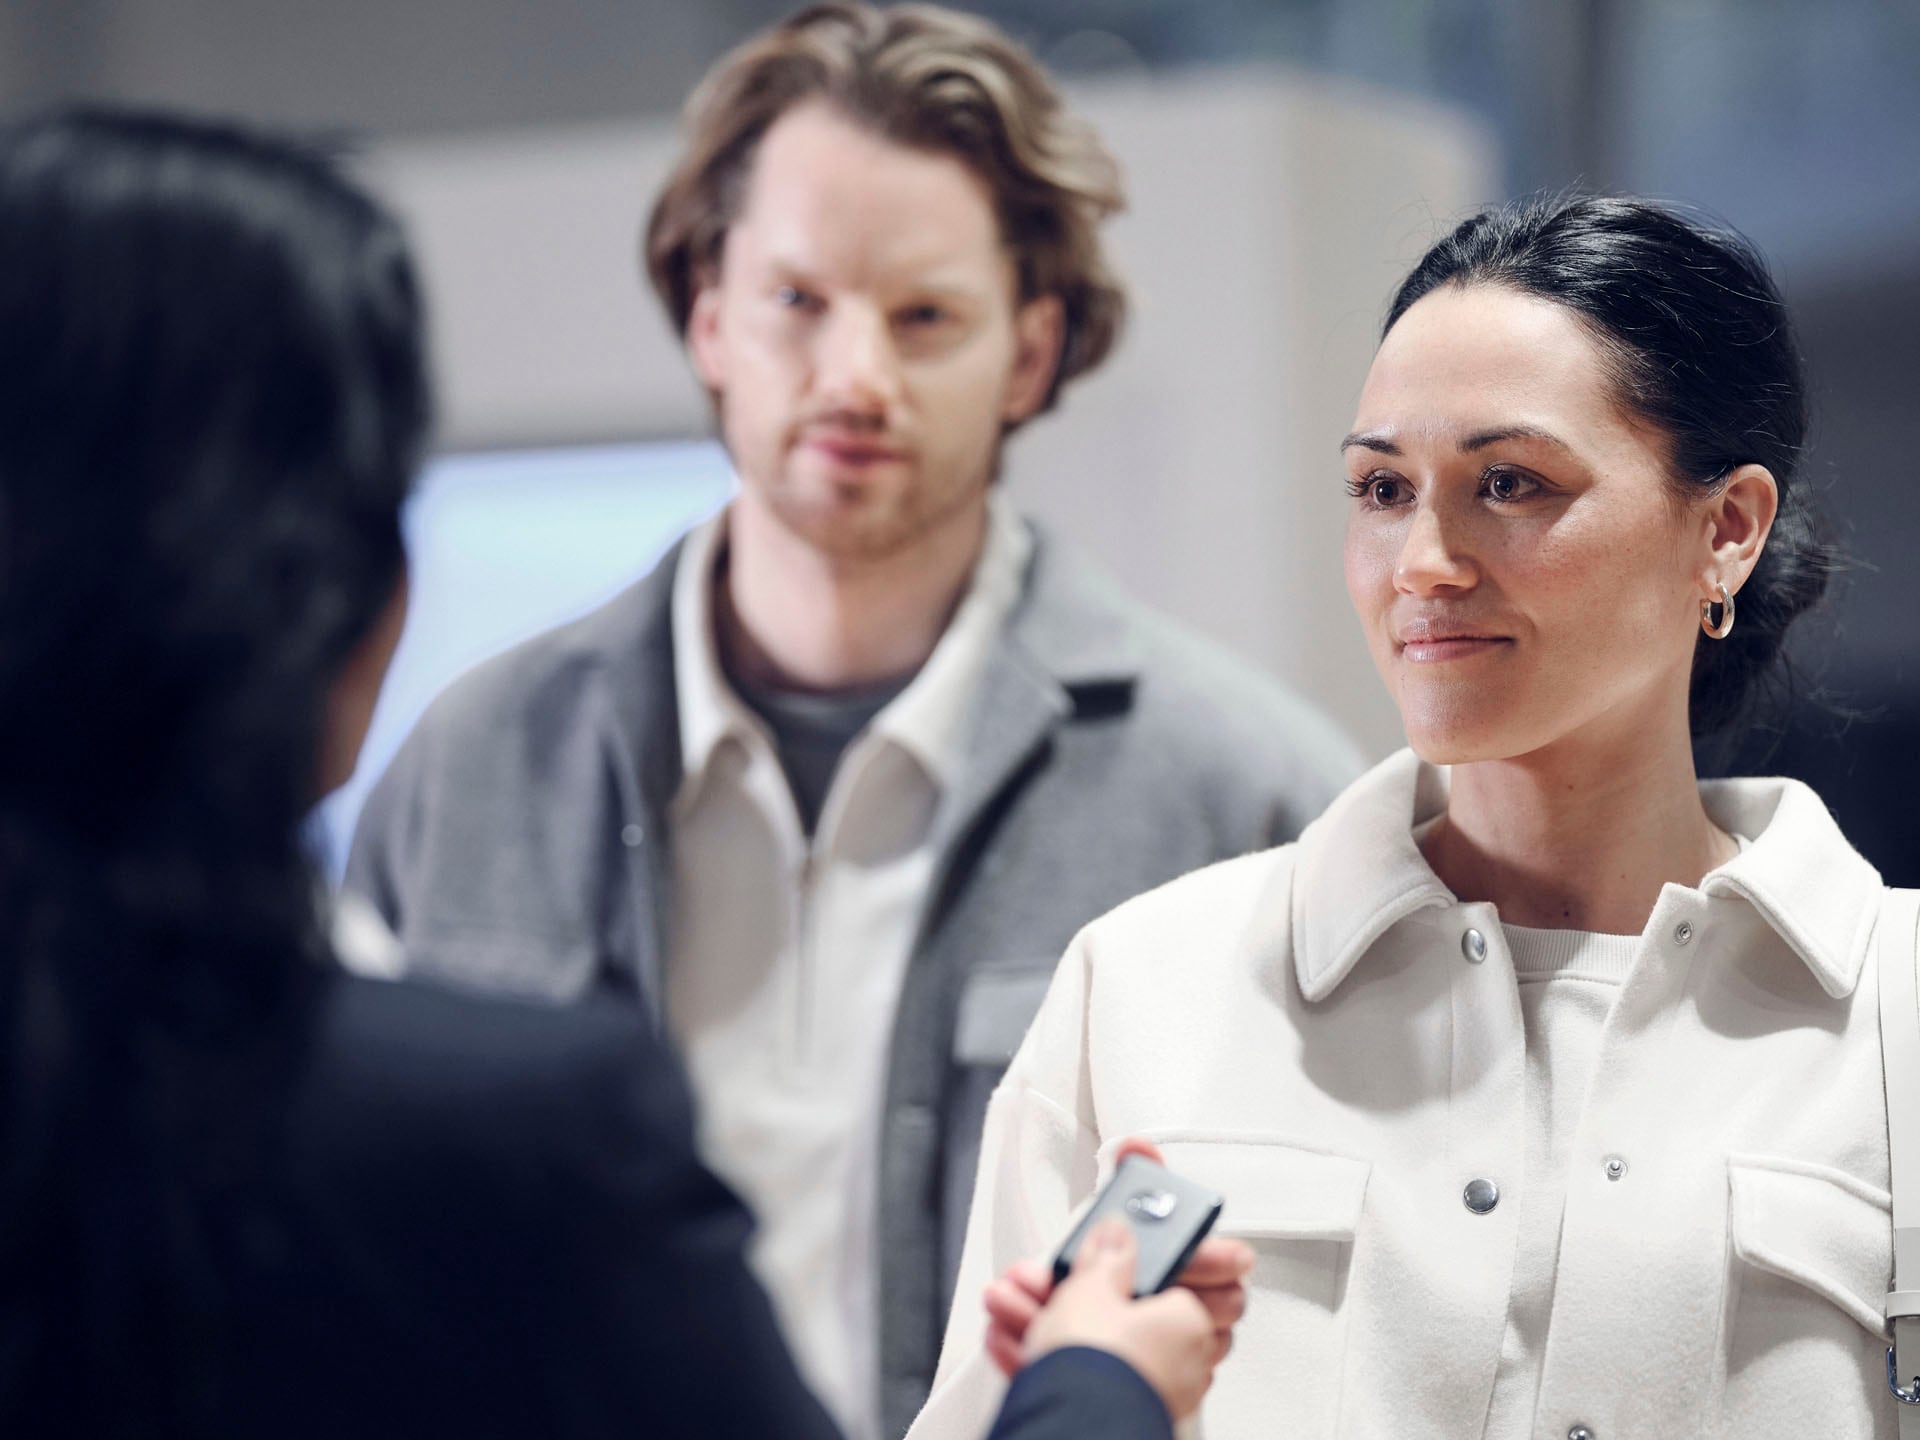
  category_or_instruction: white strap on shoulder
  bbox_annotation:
[1878,886,1920,1434]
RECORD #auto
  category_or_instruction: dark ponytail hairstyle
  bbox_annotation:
[1384,193,1834,740]
[0,108,428,1423]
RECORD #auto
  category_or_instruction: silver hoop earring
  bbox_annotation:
[1701,581,1735,640]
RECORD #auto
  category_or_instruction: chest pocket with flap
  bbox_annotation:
[1150,1137,1372,1436]
[953,967,1055,1067]
[1723,1153,1891,1433]
[941,966,1058,1305]
[1728,1153,1891,1337]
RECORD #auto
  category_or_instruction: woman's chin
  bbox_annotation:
[1399,712,1528,768]
[1392,673,1546,766]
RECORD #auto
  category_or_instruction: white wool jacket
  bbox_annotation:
[909,750,1898,1440]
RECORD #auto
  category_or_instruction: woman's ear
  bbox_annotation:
[1699,463,1779,598]
[318,570,409,799]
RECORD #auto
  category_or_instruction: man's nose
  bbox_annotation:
[814,304,902,413]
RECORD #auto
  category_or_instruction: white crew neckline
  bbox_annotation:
[1500,923,1640,982]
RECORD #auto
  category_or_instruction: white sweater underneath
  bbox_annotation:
[1484,922,1641,1436]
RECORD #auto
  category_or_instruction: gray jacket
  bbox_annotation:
[345,520,1361,1437]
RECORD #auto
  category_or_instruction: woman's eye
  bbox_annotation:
[775,285,818,311]
[1351,476,1413,510]
[898,303,948,328]
[1483,468,1541,502]
[1344,473,1411,508]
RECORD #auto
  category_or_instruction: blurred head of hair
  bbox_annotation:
[1385,192,1834,745]
[645,0,1127,418]
[0,105,426,952]
[0,104,427,1412]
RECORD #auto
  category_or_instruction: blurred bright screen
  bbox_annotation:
[312,440,734,875]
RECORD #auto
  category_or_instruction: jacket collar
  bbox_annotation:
[1695,774,1883,997]
[667,496,1044,799]
[1002,518,1143,691]
[1288,750,1454,1002]
[572,534,685,826]
[1283,749,1883,1003]
[902,517,1145,862]
[565,506,1147,825]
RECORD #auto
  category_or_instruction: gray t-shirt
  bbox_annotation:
[728,670,910,836]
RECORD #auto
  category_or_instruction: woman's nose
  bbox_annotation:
[1393,498,1477,594]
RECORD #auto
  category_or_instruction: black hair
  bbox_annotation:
[0,107,428,1423]
[1385,193,1833,741]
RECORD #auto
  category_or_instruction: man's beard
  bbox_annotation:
[759,441,1003,565]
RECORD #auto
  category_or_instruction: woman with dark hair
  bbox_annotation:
[914,194,1901,1438]
[0,107,1236,1440]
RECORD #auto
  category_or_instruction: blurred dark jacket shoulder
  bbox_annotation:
[1,965,841,1440]
[1,963,1174,1440]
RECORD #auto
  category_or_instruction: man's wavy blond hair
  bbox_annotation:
[645,1,1127,417]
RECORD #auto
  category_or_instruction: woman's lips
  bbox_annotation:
[1399,636,1511,663]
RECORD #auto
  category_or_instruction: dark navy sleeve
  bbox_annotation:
[282,978,846,1440]
[508,996,847,1440]
[985,1347,1174,1440]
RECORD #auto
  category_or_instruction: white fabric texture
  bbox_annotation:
[1484,923,1635,1436]
[666,496,1030,1440]
[909,750,1894,1440]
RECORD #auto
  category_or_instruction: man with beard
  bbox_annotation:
[347,6,1358,1437]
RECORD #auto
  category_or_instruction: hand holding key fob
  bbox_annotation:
[1051,1153,1224,1298]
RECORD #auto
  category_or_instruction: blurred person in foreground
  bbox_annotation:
[344,5,1357,1434]
[0,106,1245,1440]
[910,194,1905,1438]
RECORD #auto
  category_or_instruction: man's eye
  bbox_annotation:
[775,285,818,310]
[898,304,947,327]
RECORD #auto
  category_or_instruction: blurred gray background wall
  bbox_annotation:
[5,0,1917,877]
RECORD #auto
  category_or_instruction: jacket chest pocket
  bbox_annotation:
[942,967,1058,1305]
[1157,1138,1371,1439]
[1721,1154,1893,1437]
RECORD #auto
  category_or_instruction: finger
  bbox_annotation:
[983,1277,1043,1336]
[984,1326,1024,1378]
[1131,1284,1212,1340]
[1004,1257,1054,1304]
[1067,1216,1137,1294]
[1112,1135,1166,1168]
[1175,1237,1255,1287]
[1186,1277,1247,1313]
[1187,1281,1247,1332]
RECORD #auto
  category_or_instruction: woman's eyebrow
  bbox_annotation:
[1340,430,1400,456]
[1459,424,1572,453]
[1341,424,1574,458]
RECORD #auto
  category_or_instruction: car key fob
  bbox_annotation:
[1051,1153,1224,1297]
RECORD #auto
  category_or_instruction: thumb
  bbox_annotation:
[1113,1136,1166,1169]
[1071,1217,1139,1296]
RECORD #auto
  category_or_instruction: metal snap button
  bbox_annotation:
[620,823,645,848]
[1604,1155,1627,1182]
[1569,1427,1596,1440]
[1673,920,1693,945]
[1462,1177,1499,1214]
[1461,928,1488,964]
